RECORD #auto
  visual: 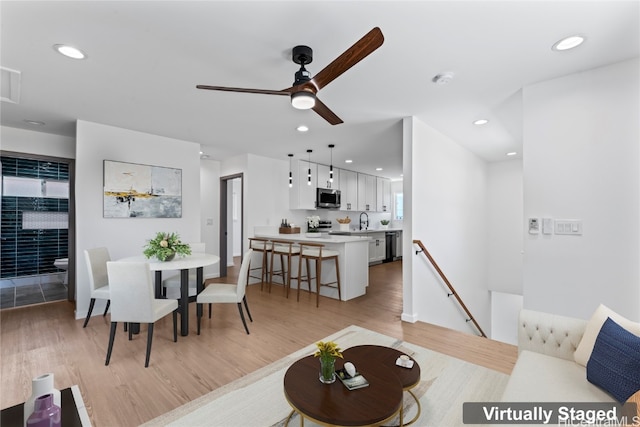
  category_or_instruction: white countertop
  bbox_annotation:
[329,228,403,235]
[255,232,371,244]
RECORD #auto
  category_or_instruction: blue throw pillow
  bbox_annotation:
[586,317,640,403]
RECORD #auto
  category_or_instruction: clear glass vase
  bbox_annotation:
[319,358,336,384]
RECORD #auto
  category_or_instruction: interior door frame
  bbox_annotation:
[219,173,243,278]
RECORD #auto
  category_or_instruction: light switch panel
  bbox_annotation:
[555,219,582,235]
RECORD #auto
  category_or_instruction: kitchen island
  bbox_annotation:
[253,231,370,301]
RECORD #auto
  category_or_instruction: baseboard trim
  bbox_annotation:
[401,312,418,323]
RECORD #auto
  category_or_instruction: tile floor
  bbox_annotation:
[0,273,68,309]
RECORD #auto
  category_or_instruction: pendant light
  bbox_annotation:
[307,149,313,185]
[328,144,335,183]
[288,154,294,188]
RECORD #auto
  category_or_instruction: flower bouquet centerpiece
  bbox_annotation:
[314,340,343,384]
[143,232,191,262]
[306,215,321,237]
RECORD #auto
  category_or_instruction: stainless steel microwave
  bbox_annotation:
[316,188,341,209]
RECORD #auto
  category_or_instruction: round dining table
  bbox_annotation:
[117,253,220,336]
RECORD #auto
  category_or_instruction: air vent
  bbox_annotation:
[1,66,21,104]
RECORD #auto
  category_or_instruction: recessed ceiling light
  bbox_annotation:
[53,44,87,59]
[345,160,353,164]
[552,35,585,51]
[24,119,45,126]
[506,152,517,156]
[473,119,489,126]
[376,167,383,171]
[296,125,309,132]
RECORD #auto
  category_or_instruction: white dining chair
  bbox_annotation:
[196,249,253,335]
[105,261,178,367]
[161,242,206,299]
[83,247,112,328]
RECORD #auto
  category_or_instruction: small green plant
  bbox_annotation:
[380,219,390,225]
[143,232,191,261]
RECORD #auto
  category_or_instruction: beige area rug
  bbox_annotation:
[142,325,508,427]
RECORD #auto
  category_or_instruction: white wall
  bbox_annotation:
[75,120,201,320]
[402,118,415,322]
[491,291,523,344]
[1,126,75,158]
[404,116,491,336]
[487,159,523,294]
[245,154,290,241]
[220,153,291,253]
[523,58,640,321]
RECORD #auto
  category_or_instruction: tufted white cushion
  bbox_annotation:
[518,309,587,361]
[574,304,640,367]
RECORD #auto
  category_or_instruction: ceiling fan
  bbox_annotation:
[196,27,384,125]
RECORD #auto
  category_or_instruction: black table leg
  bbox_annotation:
[155,271,163,298]
[180,268,189,336]
[196,267,204,319]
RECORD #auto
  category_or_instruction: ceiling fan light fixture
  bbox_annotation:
[291,91,316,110]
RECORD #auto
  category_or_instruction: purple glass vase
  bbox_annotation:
[26,394,61,427]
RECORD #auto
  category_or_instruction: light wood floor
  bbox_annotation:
[1,259,517,426]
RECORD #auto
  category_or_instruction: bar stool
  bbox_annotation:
[248,237,272,290]
[268,239,300,298]
[297,242,341,307]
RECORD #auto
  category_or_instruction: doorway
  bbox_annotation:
[219,173,243,278]
[0,152,76,308]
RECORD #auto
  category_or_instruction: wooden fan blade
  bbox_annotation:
[312,97,343,125]
[196,85,291,96]
[311,27,384,91]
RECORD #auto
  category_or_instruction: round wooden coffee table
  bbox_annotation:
[283,345,421,426]
[343,345,422,426]
[283,352,403,426]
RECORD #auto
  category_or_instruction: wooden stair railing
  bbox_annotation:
[413,239,487,338]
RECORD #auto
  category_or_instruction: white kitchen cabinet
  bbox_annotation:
[289,159,317,210]
[339,168,358,212]
[357,173,377,212]
[376,177,391,212]
[368,232,386,264]
[317,164,339,190]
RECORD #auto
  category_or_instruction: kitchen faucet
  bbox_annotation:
[359,212,369,230]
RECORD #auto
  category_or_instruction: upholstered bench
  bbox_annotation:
[501,305,640,407]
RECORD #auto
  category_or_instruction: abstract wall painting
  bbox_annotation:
[103,160,182,218]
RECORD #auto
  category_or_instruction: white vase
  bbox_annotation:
[23,373,61,427]
[380,224,389,230]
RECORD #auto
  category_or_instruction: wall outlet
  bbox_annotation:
[528,218,539,234]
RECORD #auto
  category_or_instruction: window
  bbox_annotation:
[395,193,403,220]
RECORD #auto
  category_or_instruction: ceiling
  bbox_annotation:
[1,1,638,180]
